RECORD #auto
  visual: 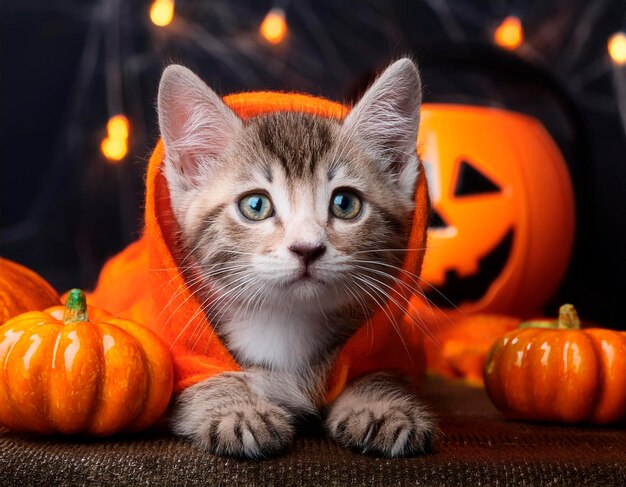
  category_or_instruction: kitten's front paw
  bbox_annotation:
[171,374,294,458]
[327,402,433,457]
[197,400,294,458]
[325,374,435,457]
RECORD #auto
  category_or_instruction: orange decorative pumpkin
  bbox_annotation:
[0,257,60,325]
[0,289,173,435]
[418,105,575,316]
[483,304,626,424]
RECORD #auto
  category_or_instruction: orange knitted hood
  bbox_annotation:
[89,92,429,402]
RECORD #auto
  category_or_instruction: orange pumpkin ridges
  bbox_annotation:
[483,304,626,425]
[0,257,60,325]
[0,289,174,436]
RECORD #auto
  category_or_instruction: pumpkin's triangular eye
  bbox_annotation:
[454,160,500,196]
[429,208,448,229]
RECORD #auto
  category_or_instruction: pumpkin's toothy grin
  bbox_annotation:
[426,229,514,307]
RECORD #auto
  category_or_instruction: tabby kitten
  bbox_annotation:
[158,58,434,458]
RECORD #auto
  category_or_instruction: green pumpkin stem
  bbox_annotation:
[556,304,581,330]
[519,303,581,330]
[64,289,89,324]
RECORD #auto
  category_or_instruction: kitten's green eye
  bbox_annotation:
[239,194,273,221]
[331,191,362,220]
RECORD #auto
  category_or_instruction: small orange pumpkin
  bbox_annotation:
[0,257,60,324]
[0,289,173,435]
[483,304,626,424]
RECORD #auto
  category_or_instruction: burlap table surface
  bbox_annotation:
[1,377,624,486]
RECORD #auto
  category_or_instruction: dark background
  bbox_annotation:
[1,0,625,325]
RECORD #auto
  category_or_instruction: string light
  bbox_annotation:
[107,115,129,141]
[260,8,287,45]
[494,16,523,50]
[608,32,626,65]
[101,115,129,163]
[150,0,174,27]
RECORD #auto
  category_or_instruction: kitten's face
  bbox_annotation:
[178,112,413,310]
[158,60,422,320]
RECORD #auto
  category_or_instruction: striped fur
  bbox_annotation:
[159,59,434,458]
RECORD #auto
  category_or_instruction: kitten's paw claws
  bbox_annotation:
[327,404,434,457]
[198,401,294,458]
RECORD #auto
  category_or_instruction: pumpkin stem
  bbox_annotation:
[518,303,582,330]
[556,303,581,330]
[64,289,88,324]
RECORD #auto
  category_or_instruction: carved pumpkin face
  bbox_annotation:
[418,104,575,316]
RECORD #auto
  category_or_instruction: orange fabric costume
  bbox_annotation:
[89,92,430,402]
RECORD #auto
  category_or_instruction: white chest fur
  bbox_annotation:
[223,307,327,372]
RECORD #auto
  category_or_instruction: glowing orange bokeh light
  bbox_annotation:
[107,115,129,141]
[608,32,626,65]
[494,16,523,50]
[260,8,287,45]
[101,114,130,163]
[101,137,128,162]
[150,0,174,27]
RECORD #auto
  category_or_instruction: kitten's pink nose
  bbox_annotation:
[289,243,326,266]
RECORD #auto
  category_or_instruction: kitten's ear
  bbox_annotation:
[342,58,421,200]
[158,64,241,191]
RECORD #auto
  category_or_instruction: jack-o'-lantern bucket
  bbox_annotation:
[417,104,575,316]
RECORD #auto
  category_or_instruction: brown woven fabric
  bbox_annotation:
[1,378,624,486]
